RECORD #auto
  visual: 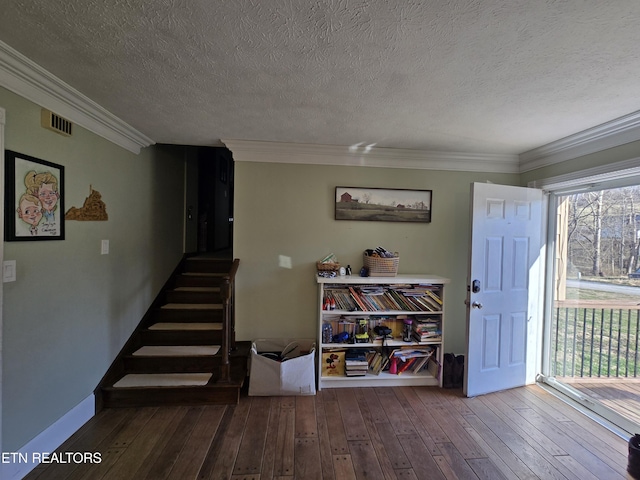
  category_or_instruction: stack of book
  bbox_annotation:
[345,349,369,376]
[412,318,442,342]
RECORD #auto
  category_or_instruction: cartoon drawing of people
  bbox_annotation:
[16,193,43,235]
[25,171,59,226]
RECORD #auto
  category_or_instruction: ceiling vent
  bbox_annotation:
[41,109,73,136]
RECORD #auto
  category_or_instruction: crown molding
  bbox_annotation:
[0,40,154,154]
[519,110,640,172]
[223,140,520,173]
[528,156,640,192]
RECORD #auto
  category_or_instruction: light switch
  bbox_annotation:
[101,240,109,255]
[279,255,292,269]
[3,260,16,282]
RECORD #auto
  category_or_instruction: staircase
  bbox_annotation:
[95,256,247,409]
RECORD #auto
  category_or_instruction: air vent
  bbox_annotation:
[41,109,73,136]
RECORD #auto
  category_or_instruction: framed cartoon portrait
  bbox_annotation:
[4,150,65,241]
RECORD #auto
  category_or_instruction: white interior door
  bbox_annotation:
[465,182,545,397]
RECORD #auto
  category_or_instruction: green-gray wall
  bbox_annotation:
[233,161,519,355]
[6,77,640,456]
[1,87,186,451]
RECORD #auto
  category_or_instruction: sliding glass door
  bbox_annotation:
[547,186,640,433]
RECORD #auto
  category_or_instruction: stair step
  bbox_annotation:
[123,354,222,373]
[174,274,227,287]
[165,287,222,304]
[153,307,223,321]
[141,326,222,345]
[132,345,221,356]
[113,373,212,388]
[102,386,241,407]
[184,258,233,274]
[161,303,222,310]
[149,322,222,330]
[183,271,227,277]
[174,287,220,292]
[101,372,244,407]
[123,345,246,374]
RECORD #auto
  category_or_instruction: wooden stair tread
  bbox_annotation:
[148,322,223,330]
[113,373,212,388]
[96,257,241,408]
[132,345,221,356]
[173,286,220,292]
[161,303,222,310]
[182,272,226,277]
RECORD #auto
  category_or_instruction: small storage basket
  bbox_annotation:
[363,254,399,276]
[317,261,341,272]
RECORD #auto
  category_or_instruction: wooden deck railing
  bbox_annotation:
[553,300,640,378]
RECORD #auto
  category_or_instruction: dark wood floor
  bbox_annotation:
[25,384,631,480]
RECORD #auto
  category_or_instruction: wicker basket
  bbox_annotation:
[317,261,341,272]
[363,254,399,277]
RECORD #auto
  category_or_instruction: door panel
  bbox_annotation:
[465,182,544,397]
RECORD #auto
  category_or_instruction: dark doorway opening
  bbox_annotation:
[197,147,234,258]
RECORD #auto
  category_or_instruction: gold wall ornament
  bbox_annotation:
[65,185,108,221]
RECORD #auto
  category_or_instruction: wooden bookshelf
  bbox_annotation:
[317,274,449,389]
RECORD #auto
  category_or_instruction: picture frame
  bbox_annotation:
[335,186,431,223]
[5,150,65,241]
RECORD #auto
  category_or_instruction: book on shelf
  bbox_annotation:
[345,349,369,366]
[367,351,383,375]
[427,356,441,378]
[321,350,346,376]
[412,320,440,330]
[397,357,417,374]
[343,349,369,376]
[412,333,442,343]
[424,289,443,305]
[390,347,434,361]
[324,284,442,313]
[411,355,431,373]
[412,318,441,342]
[368,351,390,375]
[412,328,442,342]
[382,347,435,375]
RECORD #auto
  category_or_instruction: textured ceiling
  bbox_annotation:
[1,0,640,155]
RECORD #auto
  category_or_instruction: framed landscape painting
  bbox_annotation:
[5,150,65,241]
[335,187,432,223]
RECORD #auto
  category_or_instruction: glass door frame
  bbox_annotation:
[535,165,640,437]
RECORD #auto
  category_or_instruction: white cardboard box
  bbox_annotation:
[249,339,316,396]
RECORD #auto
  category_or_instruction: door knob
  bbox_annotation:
[471,301,483,309]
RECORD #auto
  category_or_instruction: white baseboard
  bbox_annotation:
[1,394,95,480]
